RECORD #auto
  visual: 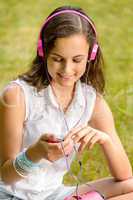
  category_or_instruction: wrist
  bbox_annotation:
[101,135,114,148]
[13,150,40,178]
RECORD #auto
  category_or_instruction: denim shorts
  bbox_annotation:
[0,185,75,200]
[0,189,21,200]
[46,184,76,200]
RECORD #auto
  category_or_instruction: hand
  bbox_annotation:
[68,124,111,153]
[26,133,74,163]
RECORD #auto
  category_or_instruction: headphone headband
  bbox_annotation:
[37,9,98,61]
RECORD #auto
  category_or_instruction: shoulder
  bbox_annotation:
[0,82,26,123]
[93,93,112,117]
[81,83,97,102]
[0,82,25,107]
[89,92,116,136]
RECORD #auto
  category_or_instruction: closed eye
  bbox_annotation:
[52,57,83,63]
[73,59,82,63]
[52,57,63,62]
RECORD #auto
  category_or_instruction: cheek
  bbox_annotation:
[47,67,56,78]
[78,64,86,76]
[47,61,57,75]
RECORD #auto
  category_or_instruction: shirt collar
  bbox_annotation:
[45,80,86,109]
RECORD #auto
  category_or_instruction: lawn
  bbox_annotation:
[0,0,133,185]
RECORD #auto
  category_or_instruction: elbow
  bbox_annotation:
[114,172,133,182]
[114,175,133,194]
[112,164,133,182]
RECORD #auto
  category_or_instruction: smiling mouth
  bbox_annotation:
[58,73,74,79]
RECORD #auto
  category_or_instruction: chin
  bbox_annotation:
[60,79,77,86]
[59,82,75,88]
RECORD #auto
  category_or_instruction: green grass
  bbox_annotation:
[0,0,133,185]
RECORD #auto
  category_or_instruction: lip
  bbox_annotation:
[58,74,74,79]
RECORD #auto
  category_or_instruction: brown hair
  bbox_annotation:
[18,5,105,94]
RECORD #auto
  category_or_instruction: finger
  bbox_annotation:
[63,145,73,156]
[78,131,96,152]
[59,139,73,155]
[78,136,87,153]
[88,133,100,149]
[72,126,93,143]
[64,139,73,149]
[64,127,82,140]
[48,144,64,160]
[65,123,87,139]
[71,123,88,132]
[62,135,72,145]
[59,144,68,157]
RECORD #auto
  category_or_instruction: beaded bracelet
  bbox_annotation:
[13,151,39,177]
[13,159,27,178]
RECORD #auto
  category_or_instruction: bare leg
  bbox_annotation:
[108,192,133,200]
[70,177,133,199]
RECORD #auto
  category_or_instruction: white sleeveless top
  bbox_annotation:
[0,78,96,200]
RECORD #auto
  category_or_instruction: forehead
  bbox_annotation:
[50,34,89,55]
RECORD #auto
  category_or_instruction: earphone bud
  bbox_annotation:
[37,9,99,61]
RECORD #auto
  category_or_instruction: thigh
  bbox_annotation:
[71,177,133,199]
[108,192,133,200]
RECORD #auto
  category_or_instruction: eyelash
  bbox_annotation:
[52,58,82,63]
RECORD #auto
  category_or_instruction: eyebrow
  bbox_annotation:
[50,53,85,58]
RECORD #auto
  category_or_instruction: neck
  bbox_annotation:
[50,81,76,112]
[51,80,76,96]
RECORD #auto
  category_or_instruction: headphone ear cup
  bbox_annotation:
[89,43,98,61]
[37,39,44,57]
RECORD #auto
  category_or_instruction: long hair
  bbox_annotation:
[18,5,105,94]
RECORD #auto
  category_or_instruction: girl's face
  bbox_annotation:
[47,34,89,88]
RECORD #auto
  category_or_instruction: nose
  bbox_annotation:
[60,60,74,75]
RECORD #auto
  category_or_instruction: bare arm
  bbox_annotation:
[89,93,132,180]
[0,84,73,185]
[0,84,26,184]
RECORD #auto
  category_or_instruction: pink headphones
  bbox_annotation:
[37,9,99,61]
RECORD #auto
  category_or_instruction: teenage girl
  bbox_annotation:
[0,5,133,200]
